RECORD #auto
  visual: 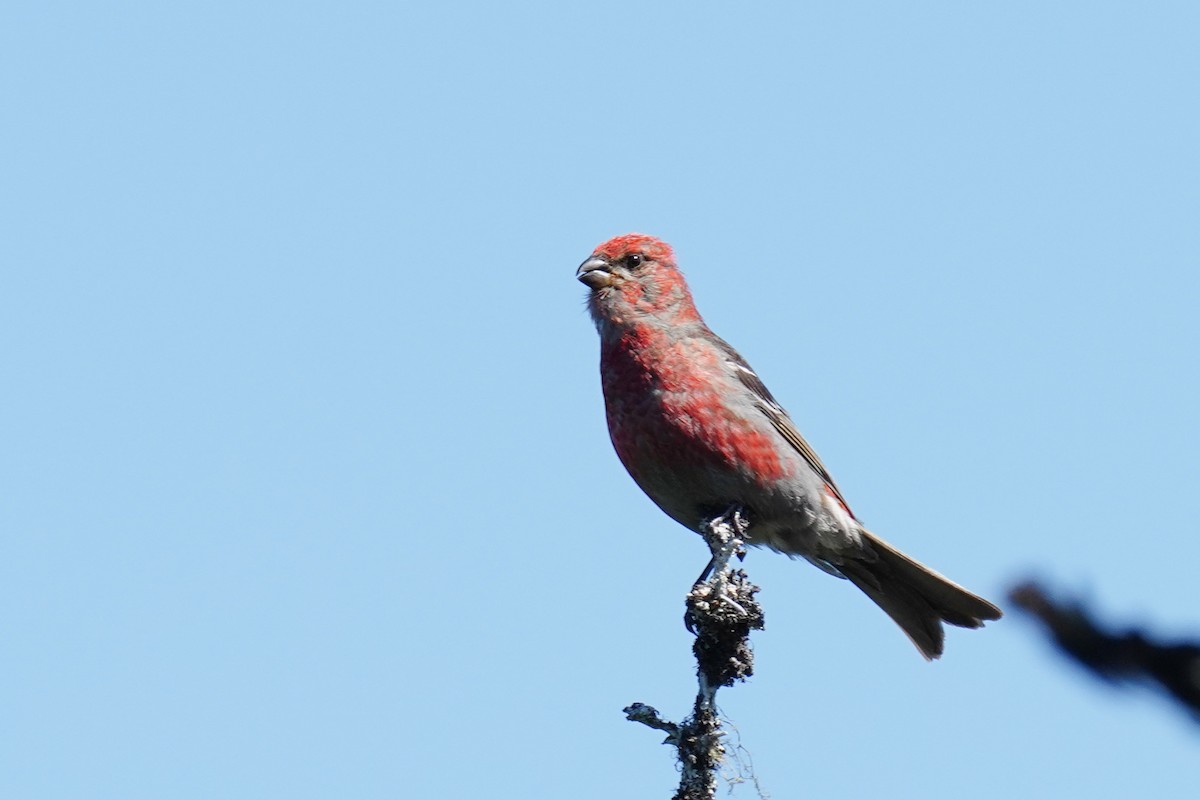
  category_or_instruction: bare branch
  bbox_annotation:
[1010,579,1200,720]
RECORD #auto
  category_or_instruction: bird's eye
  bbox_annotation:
[627,254,644,268]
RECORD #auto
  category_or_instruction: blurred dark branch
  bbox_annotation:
[624,507,765,800]
[1009,579,1200,718]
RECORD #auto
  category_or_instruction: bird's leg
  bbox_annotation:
[686,506,751,632]
[693,554,718,587]
[702,505,749,570]
[692,507,748,584]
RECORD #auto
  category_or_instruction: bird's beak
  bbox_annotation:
[576,256,615,289]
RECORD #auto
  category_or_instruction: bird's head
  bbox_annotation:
[577,234,701,332]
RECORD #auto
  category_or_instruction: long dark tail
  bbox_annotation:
[838,530,1002,660]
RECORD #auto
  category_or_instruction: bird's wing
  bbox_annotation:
[717,341,857,519]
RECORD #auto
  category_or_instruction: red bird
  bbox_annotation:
[578,233,1001,659]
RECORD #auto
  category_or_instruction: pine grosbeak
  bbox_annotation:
[577,233,1001,659]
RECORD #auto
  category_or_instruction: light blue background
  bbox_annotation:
[4,2,1198,797]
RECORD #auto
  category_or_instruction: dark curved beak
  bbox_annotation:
[576,256,614,289]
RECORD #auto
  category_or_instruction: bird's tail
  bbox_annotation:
[837,530,1002,660]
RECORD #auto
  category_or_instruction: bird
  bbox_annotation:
[577,233,1001,659]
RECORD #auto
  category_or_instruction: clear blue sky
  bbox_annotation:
[4,2,1199,797]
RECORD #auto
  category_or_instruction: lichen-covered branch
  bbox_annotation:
[625,507,765,800]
